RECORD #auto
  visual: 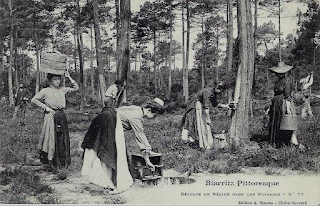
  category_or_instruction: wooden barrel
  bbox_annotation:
[280,114,298,130]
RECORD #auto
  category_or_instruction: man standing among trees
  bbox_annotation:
[12,82,31,125]
[104,79,124,107]
[300,71,314,118]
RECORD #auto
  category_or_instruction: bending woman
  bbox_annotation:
[31,71,79,171]
[180,81,232,149]
[81,98,165,194]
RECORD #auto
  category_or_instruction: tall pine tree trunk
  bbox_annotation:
[153,29,158,95]
[0,27,4,72]
[35,33,40,94]
[134,50,137,71]
[185,0,190,103]
[230,0,255,149]
[92,0,106,107]
[215,26,219,82]
[76,0,85,111]
[115,0,120,74]
[263,41,270,88]
[174,50,176,70]
[157,32,161,90]
[168,2,173,100]
[201,13,205,89]
[8,0,14,105]
[73,22,78,74]
[226,0,233,110]
[182,0,186,97]
[278,0,281,62]
[90,24,95,96]
[253,0,258,80]
[251,0,258,117]
[117,0,130,105]
[14,31,19,89]
[22,52,26,84]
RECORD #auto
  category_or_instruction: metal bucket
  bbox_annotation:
[280,114,298,130]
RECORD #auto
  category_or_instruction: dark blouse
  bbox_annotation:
[274,77,292,99]
[187,87,219,110]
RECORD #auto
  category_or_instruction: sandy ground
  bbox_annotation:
[37,167,320,205]
[120,169,320,205]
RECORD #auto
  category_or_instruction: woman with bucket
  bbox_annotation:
[179,81,233,149]
[81,98,165,195]
[268,62,304,149]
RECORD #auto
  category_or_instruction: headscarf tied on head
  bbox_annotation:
[145,98,165,114]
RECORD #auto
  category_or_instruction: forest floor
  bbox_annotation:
[0,100,320,204]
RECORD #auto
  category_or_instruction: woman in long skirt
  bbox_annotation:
[31,71,79,171]
[268,62,303,148]
[81,98,165,194]
[180,81,231,149]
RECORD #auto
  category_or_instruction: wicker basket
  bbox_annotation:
[280,114,298,130]
[40,51,67,75]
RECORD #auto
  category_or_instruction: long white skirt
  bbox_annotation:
[81,112,133,190]
[195,101,213,149]
[180,101,213,149]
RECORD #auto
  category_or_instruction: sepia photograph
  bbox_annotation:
[0,0,319,205]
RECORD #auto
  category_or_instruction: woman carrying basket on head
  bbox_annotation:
[31,71,79,172]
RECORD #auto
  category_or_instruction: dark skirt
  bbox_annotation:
[81,106,117,186]
[40,109,71,169]
[268,95,292,148]
[181,108,198,139]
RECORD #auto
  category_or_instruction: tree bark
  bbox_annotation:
[263,41,270,88]
[35,35,40,94]
[215,26,219,82]
[251,0,258,118]
[229,0,255,149]
[173,51,176,70]
[226,0,233,112]
[253,0,258,79]
[115,0,120,74]
[14,30,19,89]
[22,52,26,84]
[8,0,14,105]
[182,0,186,97]
[90,24,95,96]
[117,0,131,105]
[73,22,78,74]
[201,13,205,89]
[157,32,161,90]
[76,0,85,111]
[185,0,190,103]
[92,0,107,107]
[278,0,281,62]
[153,29,158,95]
[0,25,4,73]
[168,1,173,100]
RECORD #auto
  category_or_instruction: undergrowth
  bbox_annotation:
[0,167,58,204]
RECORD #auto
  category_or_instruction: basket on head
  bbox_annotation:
[40,51,67,75]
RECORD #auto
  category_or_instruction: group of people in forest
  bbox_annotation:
[13,60,313,195]
[27,71,165,194]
